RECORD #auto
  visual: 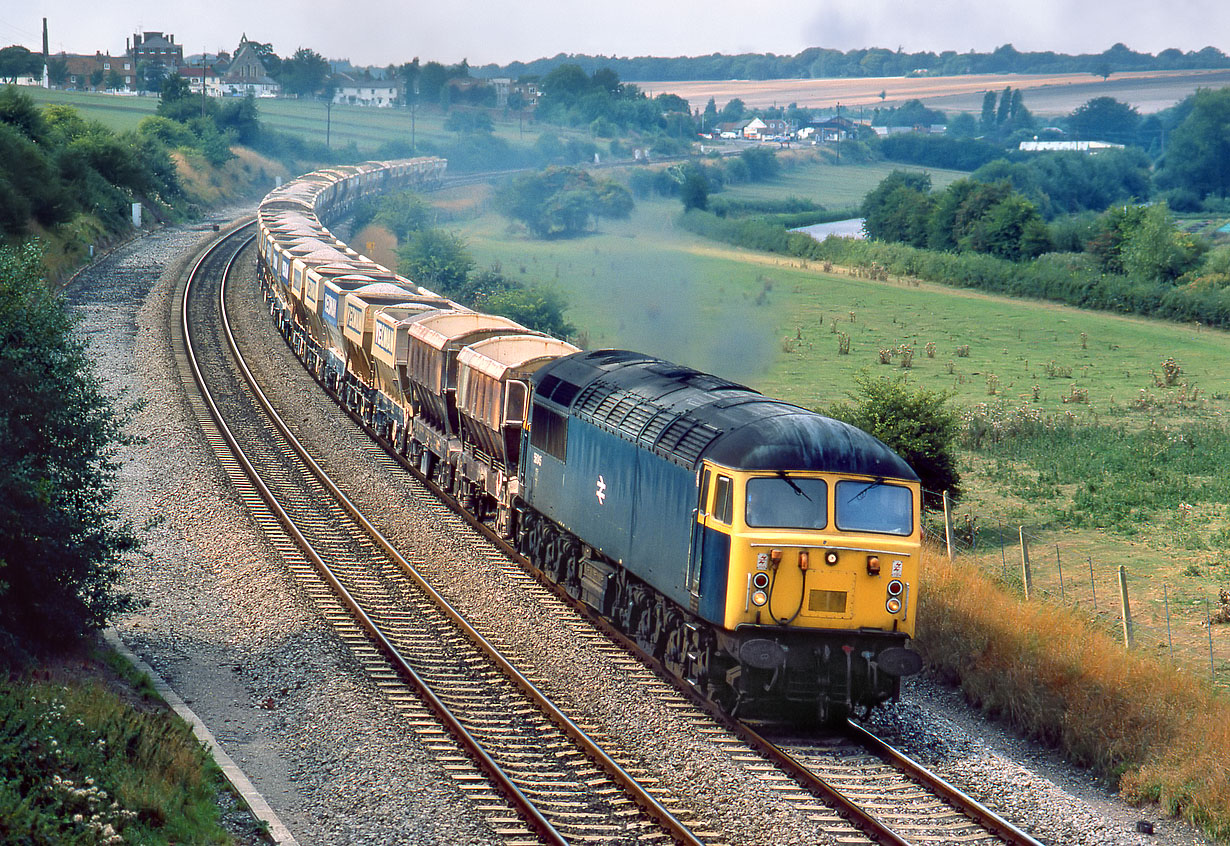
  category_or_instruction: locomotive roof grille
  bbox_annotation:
[533,349,919,478]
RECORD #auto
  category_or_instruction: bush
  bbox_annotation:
[0,243,141,655]
[825,373,961,506]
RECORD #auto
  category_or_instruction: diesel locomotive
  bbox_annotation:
[256,157,923,721]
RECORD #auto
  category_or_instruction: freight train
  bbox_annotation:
[256,156,923,722]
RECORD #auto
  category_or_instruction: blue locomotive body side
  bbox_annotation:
[520,418,729,625]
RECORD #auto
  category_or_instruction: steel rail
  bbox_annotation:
[844,719,1045,846]
[199,226,705,846]
[182,225,570,846]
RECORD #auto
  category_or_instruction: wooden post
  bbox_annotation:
[1088,556,1096,611]
[943,491,955,562]
[1118,565,1133,649]
[1056,544,1064,601]
[1019,527,1032,600]
[1163,585,1173,661]
[1208,597,1217,680]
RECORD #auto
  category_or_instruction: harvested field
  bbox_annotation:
[644,68,1230,116]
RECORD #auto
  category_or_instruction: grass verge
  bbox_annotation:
[918,549,1230,840]
[0,655,240,844]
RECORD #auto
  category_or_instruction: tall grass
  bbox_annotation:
[919,551,1230,839]
[0,676,234,844]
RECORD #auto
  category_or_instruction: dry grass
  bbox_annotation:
[918,549,1230,839]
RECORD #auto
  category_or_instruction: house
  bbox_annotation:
[715,120,749,139]
[219,35,279,97]
[129,31,183,74]
[800,116,858,142]
[333,73,398,107]
[742,118,792,140]
[56,52,134,90]
[177,64,222,98]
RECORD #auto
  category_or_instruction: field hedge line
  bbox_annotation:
[679,210,1230,329]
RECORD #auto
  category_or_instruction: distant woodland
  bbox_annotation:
[478,43,1230,82]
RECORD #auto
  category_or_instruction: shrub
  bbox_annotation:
[826,373,961,506]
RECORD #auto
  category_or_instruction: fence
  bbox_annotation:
[923,489,1230,686]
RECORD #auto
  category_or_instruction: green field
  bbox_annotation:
[452,160,1230,418]
[18,86,569,155]
[445,158,1230,677]
[721,157,967,209]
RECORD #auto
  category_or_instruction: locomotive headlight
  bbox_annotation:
[752,589,769,606]
[886,596,903,614]
[752,572,770,590]
[887,579,904,597]
[824,550,839,566]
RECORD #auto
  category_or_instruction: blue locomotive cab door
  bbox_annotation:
[688,466,732,621]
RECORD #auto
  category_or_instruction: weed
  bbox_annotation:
[1062,385,1089,404]
[1159,357,1183,386]
[838,333,850,355]
[986,373,999,395]
[878,348,894,365]
[898,344,914,369]
[925,341,936,358]
[956,345,971,358]
[1045,360,1073,379]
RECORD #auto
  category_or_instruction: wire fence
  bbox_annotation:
[922,489,1230,687]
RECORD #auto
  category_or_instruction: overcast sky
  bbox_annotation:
[7,1,1228,68]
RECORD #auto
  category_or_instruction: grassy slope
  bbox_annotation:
[449,157,1230,838]
[17,87,582,156]
[448,155,1230,669]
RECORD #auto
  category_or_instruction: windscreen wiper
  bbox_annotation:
[777,469,811,501]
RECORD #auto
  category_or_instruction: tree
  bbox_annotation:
[443,109,494,137]
[1156,87,1230,199]
[680,167,710,212]
[0,242,141,655]
[397,228,474,295]
[979,90,997,133]
[485,285,576,338]
[861,170,932,243]
[495,167,633,238]
[826,374,961,507]
[718,98,745,122]
[374,191,433,241]
[1119,202,1204,283]
[1067,97,1140,143]
[279,47,330,99]
[46,56,67,86]
[702,97,718,131]
[105,69,124,91]
[0,45,41,84]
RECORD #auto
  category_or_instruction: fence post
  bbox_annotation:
[999,520,1007,581]
[1208,597,1217,680]
[1118,565,1133,649]
[1088,556,1096,612]
[943,491,955,562]
[1163,585,1173,661]
[1056,544,1064,602]
[1019,527,1032,601]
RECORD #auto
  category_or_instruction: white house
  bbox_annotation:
[332,74,398,107]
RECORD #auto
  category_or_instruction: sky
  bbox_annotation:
[6,1,1228,68]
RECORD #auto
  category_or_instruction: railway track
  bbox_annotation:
[176,222,714,846]
[184,221,1048,846]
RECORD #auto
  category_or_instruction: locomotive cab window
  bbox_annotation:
[697,469,711,516]
[835,480,913,536]
[712,475,734,525]
[745,476,828,529]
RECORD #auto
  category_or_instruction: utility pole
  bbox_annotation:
[411,81,419,152]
